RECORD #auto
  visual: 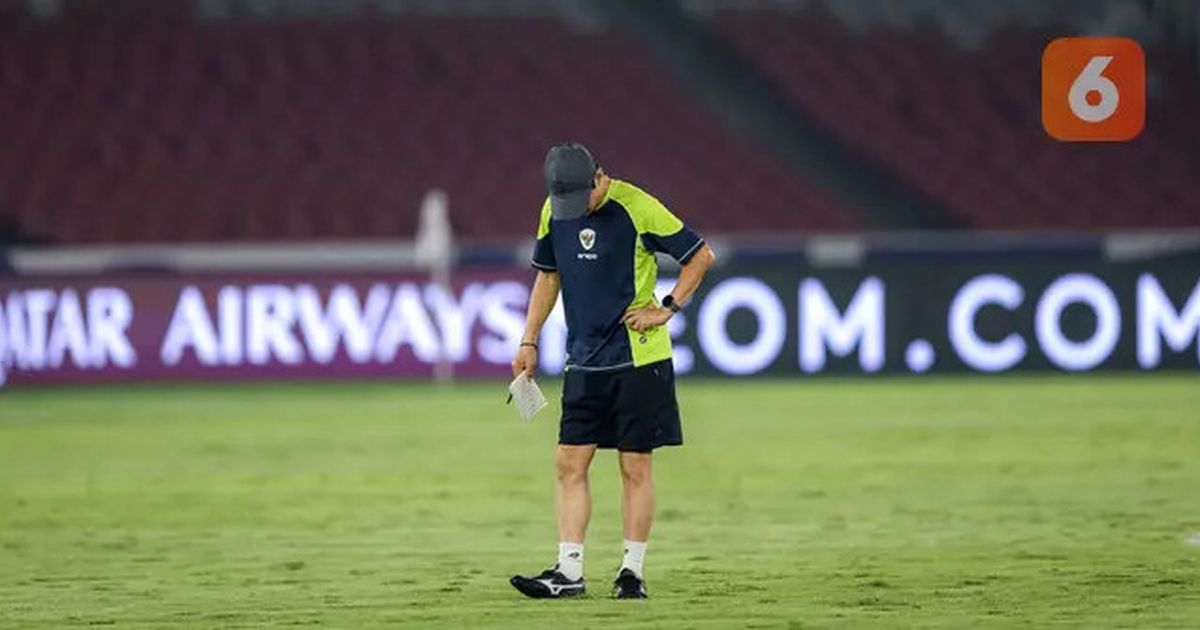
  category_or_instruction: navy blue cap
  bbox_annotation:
[544,143,597,220]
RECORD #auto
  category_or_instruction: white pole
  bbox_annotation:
[415,188,455,386]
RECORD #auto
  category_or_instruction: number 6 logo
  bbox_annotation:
[1068,56,1119,122]
[1043,37,1144,142]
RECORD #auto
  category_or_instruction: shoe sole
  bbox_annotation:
[510,576,586,599]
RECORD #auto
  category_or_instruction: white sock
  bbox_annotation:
[557,542,584,581]
[620,540,647,578]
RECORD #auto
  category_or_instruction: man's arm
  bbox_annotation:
[663,242,715,306]
[623,243,716,332]
[512,270,560,377]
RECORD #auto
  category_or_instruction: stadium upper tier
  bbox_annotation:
[0,11,857,244]
[715,9,1200,230]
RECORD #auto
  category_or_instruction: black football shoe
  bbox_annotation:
[613,568,647,599]
[510,565,586,599]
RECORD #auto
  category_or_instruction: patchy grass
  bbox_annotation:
[1,376,1198,627]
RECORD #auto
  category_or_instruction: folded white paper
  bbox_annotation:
[508,374,547,421]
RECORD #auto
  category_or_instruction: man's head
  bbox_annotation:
[544,143,608,220]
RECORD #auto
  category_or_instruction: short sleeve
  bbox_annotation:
[634,189,704,264]
[531,198,556,271]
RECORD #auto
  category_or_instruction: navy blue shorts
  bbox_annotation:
[559,359,683,452]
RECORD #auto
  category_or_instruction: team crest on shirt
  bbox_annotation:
[578,228,596,251]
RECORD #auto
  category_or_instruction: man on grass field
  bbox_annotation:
[509,143,717,599]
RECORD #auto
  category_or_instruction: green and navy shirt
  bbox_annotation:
[532,179,704,372]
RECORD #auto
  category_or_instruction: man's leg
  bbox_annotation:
[618,451,653,578]
[509,443,595,598]
[609,361,679,598]
[555,444,596,579]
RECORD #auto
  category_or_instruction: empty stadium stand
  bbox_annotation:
[3,1,1196,245]
[0,7,858,244]
[715,8,1200,230]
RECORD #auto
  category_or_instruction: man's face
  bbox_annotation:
[587,168,608,211]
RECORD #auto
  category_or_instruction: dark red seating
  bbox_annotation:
[0,11,859,244]
[717,11,1200,230]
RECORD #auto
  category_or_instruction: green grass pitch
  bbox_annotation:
[1,376,1198,628]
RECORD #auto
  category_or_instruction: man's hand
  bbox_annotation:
[622,306,672,333]
[512,343,537,377]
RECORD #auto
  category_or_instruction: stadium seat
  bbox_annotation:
[714,9,1200,230]
[0,9,859,244]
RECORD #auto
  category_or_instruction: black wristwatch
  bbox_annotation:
[662,295,681,313]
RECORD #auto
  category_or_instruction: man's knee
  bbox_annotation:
[556,446,592,484]
[619,452,653,487]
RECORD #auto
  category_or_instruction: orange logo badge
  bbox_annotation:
[1042,37,1145,141]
